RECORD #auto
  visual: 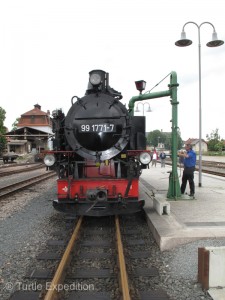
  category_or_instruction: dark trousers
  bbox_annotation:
[181,167,195,195]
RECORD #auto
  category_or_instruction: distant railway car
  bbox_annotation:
[1,152,19,163]
[43,70,150,216]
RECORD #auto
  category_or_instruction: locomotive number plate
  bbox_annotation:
[79,124,115,132]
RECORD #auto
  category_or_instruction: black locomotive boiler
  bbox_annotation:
[43,70,151,216]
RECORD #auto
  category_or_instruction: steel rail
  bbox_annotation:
[165,160,225,177]
[115,215,131,300]
[44,217,83,300]
[0,162,40,169]
[199,169,225,177]
[0,164,45,177]
[0,172,55,198]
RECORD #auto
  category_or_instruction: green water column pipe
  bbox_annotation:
[167,72,181,199]
[128,71,181,199]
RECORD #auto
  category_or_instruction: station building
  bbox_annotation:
[184,138,208,153]
[5,104,53,154]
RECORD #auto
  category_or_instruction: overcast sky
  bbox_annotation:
[0,0,225,141]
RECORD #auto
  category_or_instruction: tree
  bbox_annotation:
[0,107,7,155]
[12,118,20,131]
[147,129,183,150]
[206,128,220,141]
[206,128,221,151]
[0,107,6,128]
[214,141,224,152]
[147,130,164,147]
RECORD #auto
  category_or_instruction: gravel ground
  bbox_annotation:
[159,239,223,300]
[121,214,215,300]
[0,173,223,299]
[0,178,58,299]
[0,168,48,189]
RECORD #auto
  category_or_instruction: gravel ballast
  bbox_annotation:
[0,178,58,299]
[0,176,223,299]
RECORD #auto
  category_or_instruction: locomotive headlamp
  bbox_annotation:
[44,154,56,167]
[139,152,151,165]
[135,80,146,94]
[90,73,101,86]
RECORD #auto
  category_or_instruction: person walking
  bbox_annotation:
[152,150,158,167]
[147,152,152,169]
[159,151,166,167]
[178,144,196,197]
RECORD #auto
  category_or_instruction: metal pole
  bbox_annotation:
[182,22,202,187]
[198,27,202,187]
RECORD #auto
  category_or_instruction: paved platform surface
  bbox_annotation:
[140,162,225,251]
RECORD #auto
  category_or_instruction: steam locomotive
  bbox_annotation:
[44,70,151,216]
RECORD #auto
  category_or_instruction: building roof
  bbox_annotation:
[17,104,52,128]
[185,138,207,145]
[20,104,50,116]
[5,127,52,136]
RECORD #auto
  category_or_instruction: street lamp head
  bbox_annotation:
[175,39,192,47]
[135,106,140,112]
[175,30,192,47]
[206,32,224,47]
[145,103,152,112]
[135,102,152,115]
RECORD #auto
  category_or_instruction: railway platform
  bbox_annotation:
[140,162,225,251]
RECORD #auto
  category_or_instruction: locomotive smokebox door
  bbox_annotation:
[65,93,131,161]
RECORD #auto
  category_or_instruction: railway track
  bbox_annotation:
[0,163,45,177]
[195,165,225,177]
[200,160,225,169]
[165,159,225,177]
[0,172,56,198]
[11,213,170,300]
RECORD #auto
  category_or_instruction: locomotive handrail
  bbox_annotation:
[71,95,80,105]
